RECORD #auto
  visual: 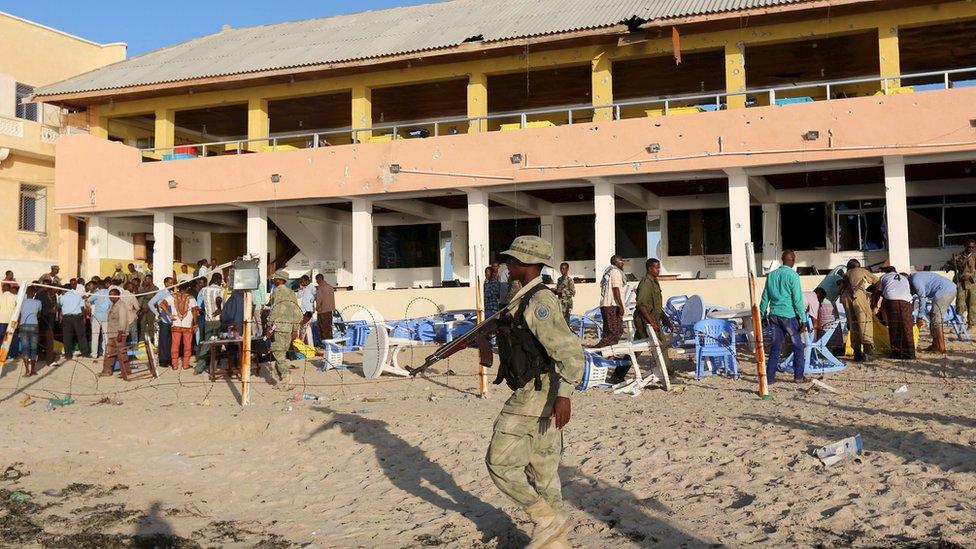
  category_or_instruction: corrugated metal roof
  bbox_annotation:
[36,0,810,97]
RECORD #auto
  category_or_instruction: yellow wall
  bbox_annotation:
[0,12,126,279]
[0,153,57,278]
[0,12,125,87]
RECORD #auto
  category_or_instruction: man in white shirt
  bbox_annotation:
[875,267,915,360]
[177,264,193,284]
[194,273,224,373]
[298,275,316,314]
[594,255,626,348]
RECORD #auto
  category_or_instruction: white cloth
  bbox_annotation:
[599,266,624,307]
[199,285,223,321]
[803,291,820,323]
[299,284,316,314]
[177,273,192,283]
[879,272,912,303]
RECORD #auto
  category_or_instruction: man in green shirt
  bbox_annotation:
[633,257,672,353]
[759,250,809,384]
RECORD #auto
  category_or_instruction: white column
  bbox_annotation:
[152,212,175,288]
[351,199,374,291]
[467,189,490,282]
[85,215,108,279]
[761,203,781,271]
[594,180,616,268]
[884,156,911,271]
[541,214,564,268]
[727,172,753,277]
[246,206,268,284]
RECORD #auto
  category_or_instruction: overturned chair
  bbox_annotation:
[779,319,846,376]
[581,329,671,396]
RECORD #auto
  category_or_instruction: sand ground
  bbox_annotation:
[1,332,975,548]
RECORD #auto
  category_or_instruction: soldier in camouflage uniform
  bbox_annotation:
[946,238,976,328]
[554,262,575,322]
[485,236,583,549]
[267,270,303,382]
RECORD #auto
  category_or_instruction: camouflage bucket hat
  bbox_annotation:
[501,235,553,268]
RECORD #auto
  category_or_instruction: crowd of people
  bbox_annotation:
[480,238,975,386]
[0,259,338,383]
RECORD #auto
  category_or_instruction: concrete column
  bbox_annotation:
[727,173,752,277]
[724,40,747,109]
[878,25,901,90]
[351,199,374,291]
[541,214,564,268]
[467,73,488,133]
[884,156,911,272]
[466,189,490,282]
[247,206,269,283]
[761,203,781,271]
[85,215,108,279]
[591,51,614,121]
[154,108,175,152]
[247,97,269,151]
[351,85,372,142]
[594,180,616,268]
[152,212,175,287]
[646,211,662,259]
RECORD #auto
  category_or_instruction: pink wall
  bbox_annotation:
[56,88,976,213]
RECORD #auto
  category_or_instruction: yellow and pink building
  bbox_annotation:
[31,0,976,301]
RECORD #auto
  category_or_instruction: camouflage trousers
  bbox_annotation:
[485,411,563,510]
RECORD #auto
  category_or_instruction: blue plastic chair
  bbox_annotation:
[665,295,688,327]
[570,306,603,341]
[693,319,739,380]
[944,305,973,342]
[673,295,705,348]
[577,353,630,391]
[779,319,846,376]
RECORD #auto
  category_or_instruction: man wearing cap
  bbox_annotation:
[267,270,302,383]
[485,235,583,549]
[945,238,976,329]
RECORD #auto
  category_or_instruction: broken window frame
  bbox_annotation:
[832,199,887,252]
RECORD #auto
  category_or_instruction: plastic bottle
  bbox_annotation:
[294,392,319,401]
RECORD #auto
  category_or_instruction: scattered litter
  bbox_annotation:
[19,394,33,407]
[295,392,320,402]
[362,397,385,403]
[428,395,438,403]
[46,396,75,411]
[2,465,27,481]
[352,408,369,415]
[8,491,31,503]
[671,386,687,394]
[93,397,111,406]
[815,434,863,467]
[809,380,840,394]
[42,489,62,497]
[282,406,293,412]
[893,385,908,394]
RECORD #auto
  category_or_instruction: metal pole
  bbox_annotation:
[520,113,527,129]
[746,242,770,399]
[313,133,320,148]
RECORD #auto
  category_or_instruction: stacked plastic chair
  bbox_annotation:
[692,318,739,380]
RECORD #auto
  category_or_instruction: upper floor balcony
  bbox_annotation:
[129,64,976,163]
[0,112,60,160]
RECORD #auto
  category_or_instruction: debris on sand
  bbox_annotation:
[815,434,863,467]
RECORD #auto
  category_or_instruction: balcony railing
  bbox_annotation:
[138,66,976,162]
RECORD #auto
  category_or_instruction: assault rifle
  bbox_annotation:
[408,310,506,376]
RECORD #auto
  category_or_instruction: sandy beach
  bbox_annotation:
[1,332,974,548]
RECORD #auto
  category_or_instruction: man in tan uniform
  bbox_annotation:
[267,270,303,382]
[485,236,583,549]
[100,289,135,380]
[841,259,879,362]
[946,238,976,328]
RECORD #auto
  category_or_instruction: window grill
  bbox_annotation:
[15,83,37,121]
[18,184,47,233]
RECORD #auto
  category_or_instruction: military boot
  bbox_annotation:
[524,500,571,549]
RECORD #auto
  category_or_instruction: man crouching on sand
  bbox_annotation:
[485,236,583,548]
